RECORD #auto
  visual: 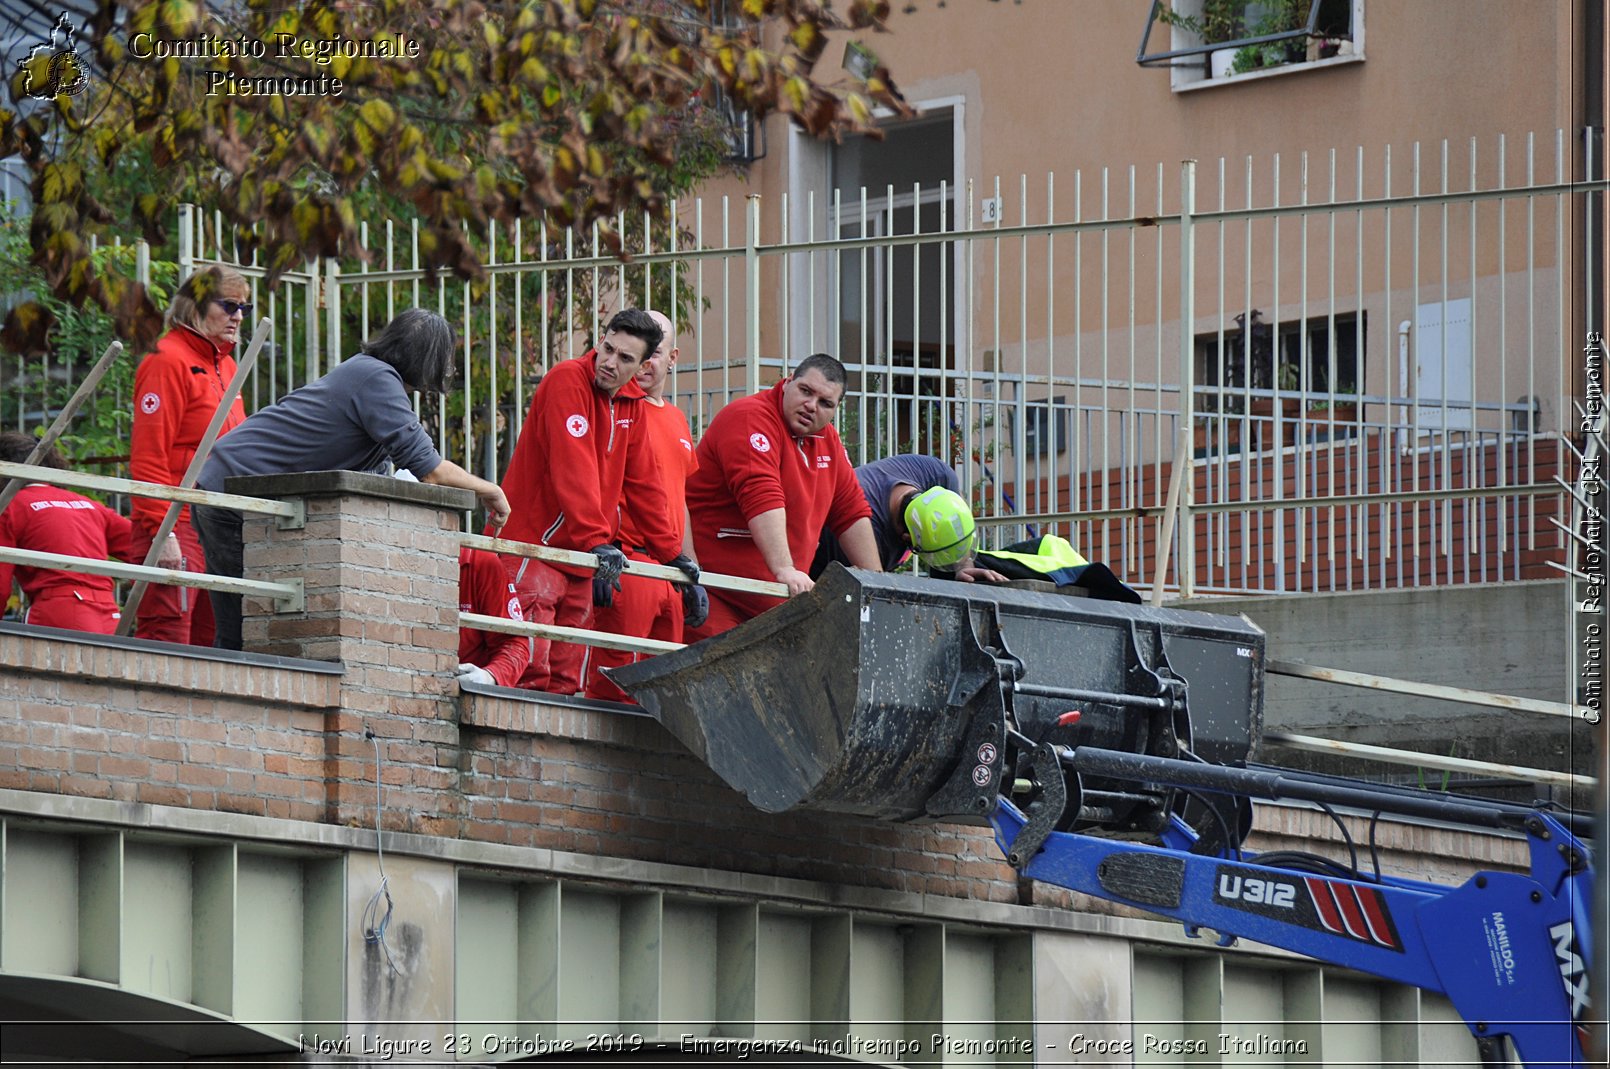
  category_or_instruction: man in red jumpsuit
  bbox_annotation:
[583,310,708,703]
[493,308,698,694]
[129,266,250,644]
[455,547,532,687]
[0,433,134,634]
[684,353,882,640]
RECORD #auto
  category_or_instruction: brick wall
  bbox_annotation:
[236,471,466,835]
[0,628,337,820]
[457,702,1023,902]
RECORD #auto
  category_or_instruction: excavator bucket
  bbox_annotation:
[609,565,1265,824]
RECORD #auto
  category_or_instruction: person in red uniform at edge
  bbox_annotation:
[493,308,700,695]
[0,433,135,634]
[129,265,250,644]
[583,310,710,703]
[455,547,532,687]
[684,353,883,640]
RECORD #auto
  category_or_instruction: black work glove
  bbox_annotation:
[666,553,700,584]
[590,543,626,608]
[681,583,710,630]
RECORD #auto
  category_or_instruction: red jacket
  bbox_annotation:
[685,380,869,618]
[618,399,698,550]
[0,483,133,607]
[130,326,246,531]
[494,352,678,575]
[457,548,531,687]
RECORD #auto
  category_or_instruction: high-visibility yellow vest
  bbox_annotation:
[976,535,1089,584]
[975,535,1141,604]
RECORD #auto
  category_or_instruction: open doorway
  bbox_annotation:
[829,105,963,460]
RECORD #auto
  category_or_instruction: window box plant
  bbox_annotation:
[1156,0,1311,79]
[1248,364,1360,447]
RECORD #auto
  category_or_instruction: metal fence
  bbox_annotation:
[164,127,1604,597]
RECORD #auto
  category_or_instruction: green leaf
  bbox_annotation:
[358,99,396,135]
[158,0,200,37]
[301,120,333,158]
[291,198,320,241]
[353,120,377,158]
[789,21,819,53]
[783,75,810,114]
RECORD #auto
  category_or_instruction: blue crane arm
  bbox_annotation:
[991,799,1592,1067]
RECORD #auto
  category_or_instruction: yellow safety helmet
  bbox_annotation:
[903,486,976,569]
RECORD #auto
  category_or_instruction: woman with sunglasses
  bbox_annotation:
[128,265,252,645]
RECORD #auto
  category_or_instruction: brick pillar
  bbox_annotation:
[230,471,469,834]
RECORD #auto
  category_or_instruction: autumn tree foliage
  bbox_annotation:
[0,0,908,355]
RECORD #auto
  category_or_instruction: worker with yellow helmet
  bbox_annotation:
[811,454,1007,583]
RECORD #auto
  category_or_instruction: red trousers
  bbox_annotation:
[583,549,684,703]
[682,589,753,645]
[503,555,592,695]
[130,518,214,646]
[26,592,121,634]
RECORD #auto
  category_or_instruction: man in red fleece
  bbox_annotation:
[455,547,531,687]
[583,310,707,703]
[685,353,882,639]
[0,434,134,634]
[494,308,698,694]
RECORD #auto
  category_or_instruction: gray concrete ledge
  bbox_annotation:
[457,679,656,719]
[0,787,1218,951]
[226,469,474,510]
[0,785,1513,961]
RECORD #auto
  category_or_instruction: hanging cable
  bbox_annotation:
[1180,788,1242,862]
[1367,809,1385,883]
[360,727,399,976]
[1315,801,1361,878]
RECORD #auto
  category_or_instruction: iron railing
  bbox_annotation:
[9,128,1601,600]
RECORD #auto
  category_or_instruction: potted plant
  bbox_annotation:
[1228,0,1308,74]
[1301,393,1360,439]
[1245,366,1287,447]
[1193,413,1244,458]
[1155,0,1249,77]
[1157,0,1308,78]
[1250,362,1359,446]
[1305,9,1356,61]
[1306,35,1348,61]
[1155,0,1244,44]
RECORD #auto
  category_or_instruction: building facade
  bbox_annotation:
[682,0,1601,596]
